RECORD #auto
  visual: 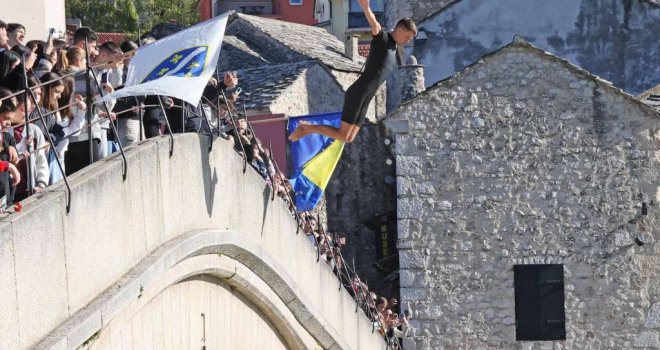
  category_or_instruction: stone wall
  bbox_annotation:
[384,0,456,28]
[326,124,399,297]
[390,44,660,349]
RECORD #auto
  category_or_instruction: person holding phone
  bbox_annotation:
[199,71,239,133]
[93,41,123,158]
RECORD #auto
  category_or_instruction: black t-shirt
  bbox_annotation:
[357,30,398,91]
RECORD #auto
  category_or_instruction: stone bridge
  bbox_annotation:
[0,134,386,350]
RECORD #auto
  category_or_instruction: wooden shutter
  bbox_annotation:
[514,264,566,341]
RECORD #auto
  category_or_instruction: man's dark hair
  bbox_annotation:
[395,18,417,35]
[99,41,121,54]
[26,40,43,53]
[7,23,25,34]
[0,50,20,78]
[73,27,98,44]
[52,39,67,51]
[119,40,138,53]
[11,44,32,59]
[0,20,7,29]
[0,88,18,113]
[27,76,39,88]
[11,44,31,60]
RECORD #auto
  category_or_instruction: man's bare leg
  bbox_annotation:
[289,121,360,143]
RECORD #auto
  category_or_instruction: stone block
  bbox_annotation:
[63,159,138,313]
[400,269,416,287]
[398,199,424,219]
[401,288,430,302]
[0,225,19,350]
[10,192,69,348]
[635,331,660,348]
[646,303,660,328]
[400,250,427,269]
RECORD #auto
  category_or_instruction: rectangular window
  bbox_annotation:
[349,0,383,11]
[290,0,302,5]
[347,0,385,29]
[514,264,566,341]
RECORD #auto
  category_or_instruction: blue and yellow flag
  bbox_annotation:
[288,112,345,211]
[98,13,228,106]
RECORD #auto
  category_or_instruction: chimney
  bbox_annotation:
[400,55,425,103]
[344,34,360,62]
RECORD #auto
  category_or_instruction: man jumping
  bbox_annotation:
[288,0,416,143]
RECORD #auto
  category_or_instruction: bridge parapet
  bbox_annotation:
[0,135,385,350]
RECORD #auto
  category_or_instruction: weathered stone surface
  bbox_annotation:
[389,41,660,349]
[646,304,660,329]
[326,124,399,297]
[635,331,660,348]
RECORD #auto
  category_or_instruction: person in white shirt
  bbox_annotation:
[36,73,87,184]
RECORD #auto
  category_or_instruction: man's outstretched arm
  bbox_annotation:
[358,0,382,36]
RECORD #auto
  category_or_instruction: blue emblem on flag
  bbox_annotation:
[142,46,208,83]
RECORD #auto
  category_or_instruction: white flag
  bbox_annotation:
[98,13,229,105]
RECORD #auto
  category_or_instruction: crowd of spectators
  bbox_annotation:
[0,20,128,205]
[0,18,411,347]
[297,210,412,348]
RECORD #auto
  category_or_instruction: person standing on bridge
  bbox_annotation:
[287,0,417,143]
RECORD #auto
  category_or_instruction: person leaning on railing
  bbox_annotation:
[110,40,141,147]
[0,87,49,201]
[35,72,87,184]
[202,71,238,129]
[61,45,116,175]
[0,90,19,166]
[93,41,123,157]
[0,159,20,209]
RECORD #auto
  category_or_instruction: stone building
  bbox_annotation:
[386,0,660,95]
[639,85,660,114]
[387,39,660,349]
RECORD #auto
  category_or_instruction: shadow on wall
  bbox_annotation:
[200,136,219,217]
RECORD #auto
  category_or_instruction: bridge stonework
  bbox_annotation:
[0,135,385,350]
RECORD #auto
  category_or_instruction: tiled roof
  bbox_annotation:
[637,85,660,113]
[393,38,660,118]
[97,32,128,44]
[229,13,364,72]
[358,44,370,57]
[233,61,313,110]
[644,95,660,112]
[218,35,270,72]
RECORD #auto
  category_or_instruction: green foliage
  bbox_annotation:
[65,0,199,35]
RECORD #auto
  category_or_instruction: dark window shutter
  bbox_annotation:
[514,264,566,341]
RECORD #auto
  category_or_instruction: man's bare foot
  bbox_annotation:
[288,121,310,141]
